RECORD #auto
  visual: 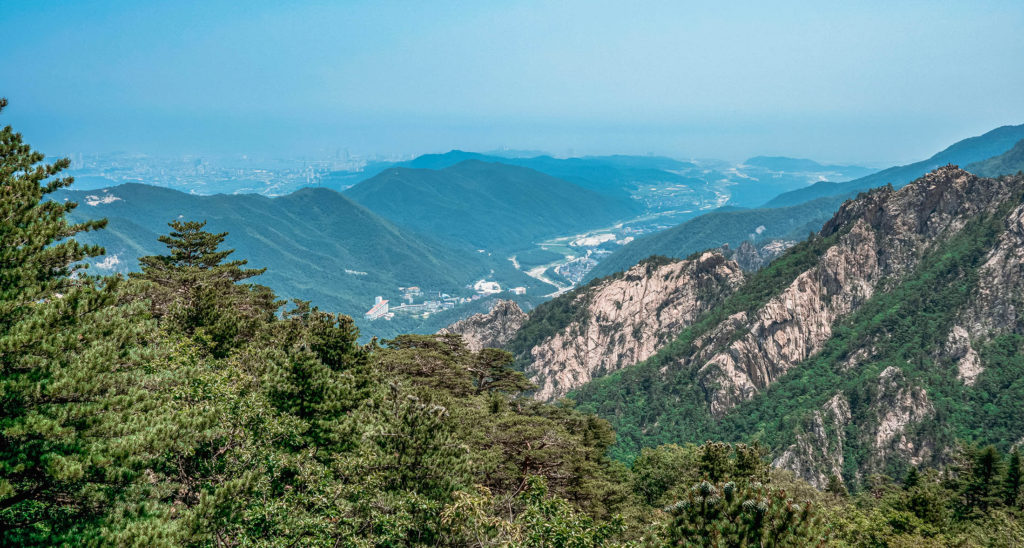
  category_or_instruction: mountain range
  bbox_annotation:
[588,125,1024,281]
[56,125,1024,349]
[764,124,1024,208]
[55,183,543,337]
[967,138,1024,177]
[476,166,1024,491]
[344,160,640,252]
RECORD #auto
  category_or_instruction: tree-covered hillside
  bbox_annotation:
[345,160,641,252]
[586,194,850,280]
[4,103,1024,546]
[967,139,1024,177]
[54,182,545,331]
[763,124,1024,208]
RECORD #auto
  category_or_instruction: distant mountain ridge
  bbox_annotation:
[744,156,876,179]
[967,138,1024,177]
[763,124,1024,208]
[585,194,852,280]
[55,183,541,336]
[587,124,1024,281]
[564,167,1024,489]
[344,160,641,252]
[321,150,703,198]
[381,150,707,200]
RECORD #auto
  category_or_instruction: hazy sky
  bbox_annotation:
[2,1,1023,164]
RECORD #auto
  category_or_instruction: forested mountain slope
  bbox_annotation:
[586,194,849,280]
[345,160,641,252]
[572,167,1024,491]
[506,253,746,400]
[967,138,1024,177]
[764,124,1024,208]
[54,183,541,324]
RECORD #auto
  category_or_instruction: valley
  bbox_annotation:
[464,165,1024,496]
[55,127,1024,342]
[9,3,1024,545]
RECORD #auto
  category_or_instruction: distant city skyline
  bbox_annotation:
[3,1,1024,165]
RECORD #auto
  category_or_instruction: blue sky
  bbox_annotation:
[2,0,1023,163]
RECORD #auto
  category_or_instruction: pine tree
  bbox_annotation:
[132,219,275,356]
[0,98,143,542]
[1004,449,1023,508]
[953,444,1007,518]
[264,302,370,454]
[663,480,823,547]
[468,347,534,395]
[826,474,848,497]
[970,445,1005,513]
[904,466,921,490]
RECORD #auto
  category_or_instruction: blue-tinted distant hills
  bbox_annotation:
[763,124,1024,208]
[589,123,1024,280]
[743,156,876,179]
[966,138,1024,177]
[721,157,876,208]
[585,194,850,280]
[344,160,642,252]
[333,150,702,201]
[54,183,545,335]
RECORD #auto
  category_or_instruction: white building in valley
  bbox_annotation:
[364,296,389,320]
[474,280,502,295]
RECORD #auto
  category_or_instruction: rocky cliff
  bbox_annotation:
[567,167,1024,487]
[773,366,936,489]
[691,167,1018,415]
[439,299,528,352]
[721,240,796,272]
[518,253,745,401]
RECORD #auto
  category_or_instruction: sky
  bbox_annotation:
[2,0,1023,164]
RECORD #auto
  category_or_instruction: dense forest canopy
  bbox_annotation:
[2,99,1024,546]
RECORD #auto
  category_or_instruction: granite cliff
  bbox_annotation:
[566,166,1024,487]
[520,253,745,400]
[439,299,528,352]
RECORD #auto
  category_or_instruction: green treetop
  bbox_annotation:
[0,98,147,544]
[132,219,276,356]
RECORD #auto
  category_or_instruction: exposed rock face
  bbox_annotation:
[724,240,796,271]
[685,167,1018,416]
[772,394,851,488]
[774,367,935,488]
[439,300,528,352]
[944,326,983,386]
[698,219,881,416]
[527,253,745,401]
[961,202,1024,337]
[872,366,935,467]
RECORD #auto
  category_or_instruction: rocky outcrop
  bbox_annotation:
[687,167,1018,416]
[932,200,1024,385]
[439,300,528,352]
[944,326,983,386]
[960,202,1024,338]
[774,367,935,488]
[723,240,796,271]
[772,394,851,488]
[697,219,881,415]
[871,366,935,468]
[527,252,745,401]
